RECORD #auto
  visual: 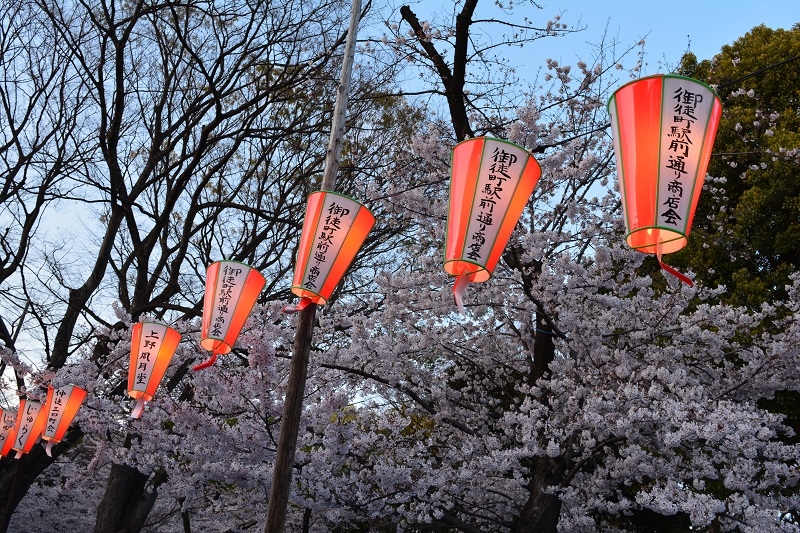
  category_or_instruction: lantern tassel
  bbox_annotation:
[44,440,55,457]
[452,271,473,314]
[282,297,313,314]
[14,451,23,459]
[192,351,219,371]
[656,248,693,287]
[131,398,146,419]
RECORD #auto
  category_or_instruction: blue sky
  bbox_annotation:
[535,1,800,72]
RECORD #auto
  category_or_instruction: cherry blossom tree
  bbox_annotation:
[2,1,799,532]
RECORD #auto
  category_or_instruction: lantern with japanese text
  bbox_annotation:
[40,384,87,456]
[0,408,17,457]
[445,136,542,311]
[196,261,266,370]
[286,191,375,312]
[127,321,181,418]
[11,398,46,458]
[608,74,722,285]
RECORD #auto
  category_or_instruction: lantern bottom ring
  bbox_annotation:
[626,226,687,256]
[444,260,490,283]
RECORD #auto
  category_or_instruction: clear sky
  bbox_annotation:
[537,1,800,73]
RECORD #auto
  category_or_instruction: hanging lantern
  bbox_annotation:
[11,398,46,458]
[40,384,87,456]
[286,191,375,312]
[608,74,722,285]
[196,261,266,370]
[128,321,181,418]
[0,408,17,457]
[445,136,542,311]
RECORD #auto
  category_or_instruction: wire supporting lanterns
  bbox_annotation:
[608,74,723,285]
[40,384,87,457]
[0,408,17,457]
[128,321,181,418]
[196,261,266,370]
[286,191,375,312]
[11,398,46,458]
[445,136,542,311]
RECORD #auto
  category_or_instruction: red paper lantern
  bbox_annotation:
[128,321,181,418]
[11,398,46,458]
[196,261,266,370]
[0,408,17,457]
[41,384,87,456]
[608,74,722,285]
[445,136,542,311]
[286,191,375,312]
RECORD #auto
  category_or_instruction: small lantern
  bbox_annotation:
[128,321,181,418]
[41,384,87,456]
[196,261,266,370]
[0,408,17,457]
[286,191,375,312]
[11,399,46,458]
[445,136,542,311]
[608,74,722,285]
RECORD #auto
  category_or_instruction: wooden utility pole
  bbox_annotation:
[264,1,362,530]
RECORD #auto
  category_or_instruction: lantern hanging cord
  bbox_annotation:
[715,54,800,90]
[368,177,449,203]
[368,50,798,207]
[590,56,800,139]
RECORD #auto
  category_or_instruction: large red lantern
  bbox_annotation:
[11,398,46,458]
[445,136,542,311]
[41,384,87,456]
[128,321,181,418]
[0,408,17,457]
[608,74,722,285]
[286,191,375,312]
[196,261,266,370]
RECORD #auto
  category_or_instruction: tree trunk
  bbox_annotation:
[511,456,564,533]
[399,3,476,142]
[0,426,84,533]
[93,463,167,533]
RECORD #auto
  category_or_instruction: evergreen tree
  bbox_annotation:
[674,24,800,309]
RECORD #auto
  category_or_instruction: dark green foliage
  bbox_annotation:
[672,24,800,309]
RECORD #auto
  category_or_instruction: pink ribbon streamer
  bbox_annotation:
[192,351,218,371]
[657,247,693,287]
[131,398,146,419]
[282,296,314,314]
[452,271,473,314]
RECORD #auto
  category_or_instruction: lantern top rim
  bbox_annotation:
[134,319,177,329]
[452,135,534,155]
[207,258,262,269]
[309,189,371,210]
[607,73,721,109]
